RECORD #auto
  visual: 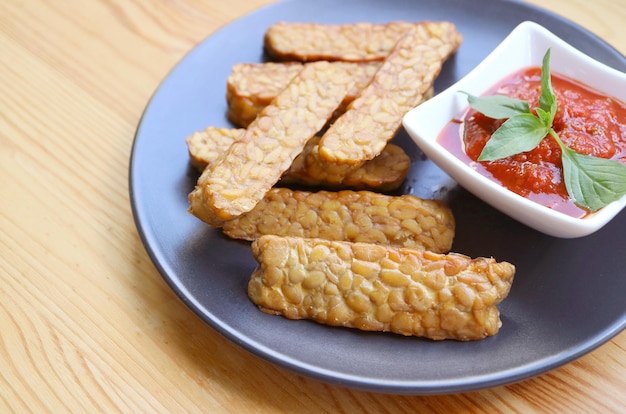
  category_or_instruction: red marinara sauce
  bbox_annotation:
[438,67,626,218]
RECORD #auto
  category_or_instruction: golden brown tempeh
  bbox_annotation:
[264,21,426,62]
[281,137,410,191]
[225,62,303,128]
[248,235,515,341]
[185,127,240,171]
[186,127,410,191]
[222,188,455,253]
[331,143,409,191]
[318,22,462,166]
[188,61,356,226]
[226,61,434,129]
[226,62,381,128]
[185,127,241,171]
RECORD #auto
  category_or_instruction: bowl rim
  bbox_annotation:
[402,20,626,238]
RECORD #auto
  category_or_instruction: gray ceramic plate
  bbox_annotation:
[130,0,626,394]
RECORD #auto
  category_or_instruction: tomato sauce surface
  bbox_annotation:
[438,67,626,218]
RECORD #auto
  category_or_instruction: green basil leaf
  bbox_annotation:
[560,146,626,212]
[478,114,549,161]
[538,49,557,122]
[461,92,530,119]
[535,107,553,127]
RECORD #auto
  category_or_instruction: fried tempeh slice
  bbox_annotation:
[226,62,303,128]
[186,127,410,191]
[222,187,455,253]
[248,235,515,341]
[264,21,425,62]
[281,137,410,191]
[227,62,381,128]
[185,127,242,171]
[226,61,434,129]
[188,61,356,226]
[318,22,462,166]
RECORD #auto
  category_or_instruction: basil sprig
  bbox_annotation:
[461,49,626,212]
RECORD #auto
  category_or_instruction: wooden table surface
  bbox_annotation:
[2,0,625,412]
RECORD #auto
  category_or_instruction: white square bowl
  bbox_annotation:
[402,21,626,238]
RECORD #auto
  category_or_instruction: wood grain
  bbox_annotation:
[1,0,625,412]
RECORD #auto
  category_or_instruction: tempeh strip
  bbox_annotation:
[222,188,455,253]
[185,127,242,171]
[226,61,434,129]
[248,235,515,341]
[188,61,356,226]
[226,62,303,128]
[186,127,410,191]
[318,22,462,166]
[264,21,425,62]
[227,62,381,128]
[281,137,410,191]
